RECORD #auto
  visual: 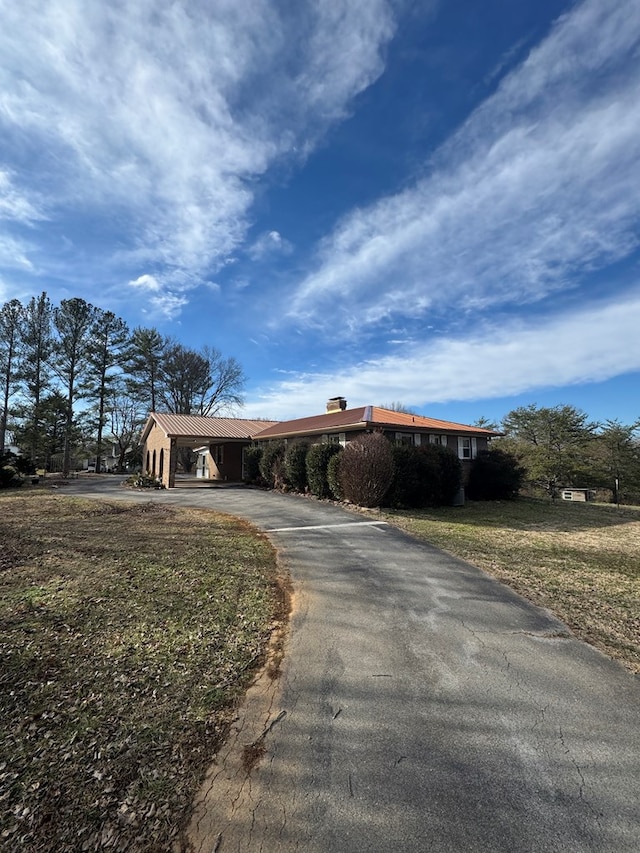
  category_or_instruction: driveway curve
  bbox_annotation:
[61,478,640,852]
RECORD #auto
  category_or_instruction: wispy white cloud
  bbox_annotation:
[128,273,190,319]
[143,292,189,321]
[0,171,46,224]
[0,234,35,272]
[248,230,293,260]
[129,274,160,292]
[288,0,640,330]
[0,0,396,304]
[245,290,640,420]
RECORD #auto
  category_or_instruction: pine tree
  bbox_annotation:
[53,298,97,475]
[19,292,53,467]
[0,299,23,452]
[86,310,130,472]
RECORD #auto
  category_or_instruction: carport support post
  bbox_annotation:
[168,438,177,488]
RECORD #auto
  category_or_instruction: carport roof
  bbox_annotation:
[142,412,279,443]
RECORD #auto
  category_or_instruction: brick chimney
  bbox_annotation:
[326,397,347,413]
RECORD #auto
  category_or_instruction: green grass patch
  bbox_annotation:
[382,498,640,673]
[0,493,285,852]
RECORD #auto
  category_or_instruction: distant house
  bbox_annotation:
[141,400,499,489]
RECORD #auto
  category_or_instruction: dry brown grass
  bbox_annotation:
[383,498,640,673]
[0,492,285,852]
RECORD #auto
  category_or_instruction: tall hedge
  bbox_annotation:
[467,448,525,500]
[384,443,462,507]
[306,443,342,498]
[339,433,395,507]
[429,444,462,505]
[243,445,263,484]
[259,441,286,488]
[327,449,344,500]
[385,444,436,507]
[284,440,310,492]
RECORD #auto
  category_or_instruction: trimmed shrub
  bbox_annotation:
[306,443,342,498]
[385,444,462,507]
[259,441,286,488]
[385,444,434,508]
[243,445,263,484]
[284,440,310,492]
[429,444,462,505]
[327,448,344,500]
[467,449,525,500]
[339,433,395,507]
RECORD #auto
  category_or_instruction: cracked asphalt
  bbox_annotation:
[62,477,640,852]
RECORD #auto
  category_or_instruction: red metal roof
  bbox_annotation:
[252,406,499,440]
[368,407,498,434]
[252,406,368,439]
[142,413,279,442]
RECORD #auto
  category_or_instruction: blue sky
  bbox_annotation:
[1,0,640,425]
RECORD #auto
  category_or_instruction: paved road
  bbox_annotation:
[62,478,640,852]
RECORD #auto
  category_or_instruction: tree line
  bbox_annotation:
[0,292,245,474]
[481,405,640,504]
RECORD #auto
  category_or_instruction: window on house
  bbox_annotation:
[324,433,347,446]
[213,445,224,465]
[457,437,477,459]
[429,434,447,446]
[395,432,415,446]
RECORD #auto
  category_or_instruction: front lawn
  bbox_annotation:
[0,493,286,852]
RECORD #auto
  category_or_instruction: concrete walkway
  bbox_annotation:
[62,478,640,852]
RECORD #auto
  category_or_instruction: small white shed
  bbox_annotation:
[561,488,595,502]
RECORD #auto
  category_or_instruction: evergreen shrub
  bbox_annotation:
[327,448,344,500]
[385,444,432,507]
[306,443,342,498]
[0,452,25,489]
[467,449,525,500]
[429,444,462,505]
[385,444,462,507]
[284,440,310,492]
[259,441,286,488]
[243,445,263,484]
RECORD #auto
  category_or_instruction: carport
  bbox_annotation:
[140,413,278,488]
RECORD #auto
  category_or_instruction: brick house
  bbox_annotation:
[141,399,499,489]
[252,398,499,481]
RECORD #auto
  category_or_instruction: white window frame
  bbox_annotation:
[325,432,346,446]
[457,436,477,460]
[429,434,447,447]
[395,432,416,446]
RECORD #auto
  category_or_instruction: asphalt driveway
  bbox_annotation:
[62,478,640,852]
